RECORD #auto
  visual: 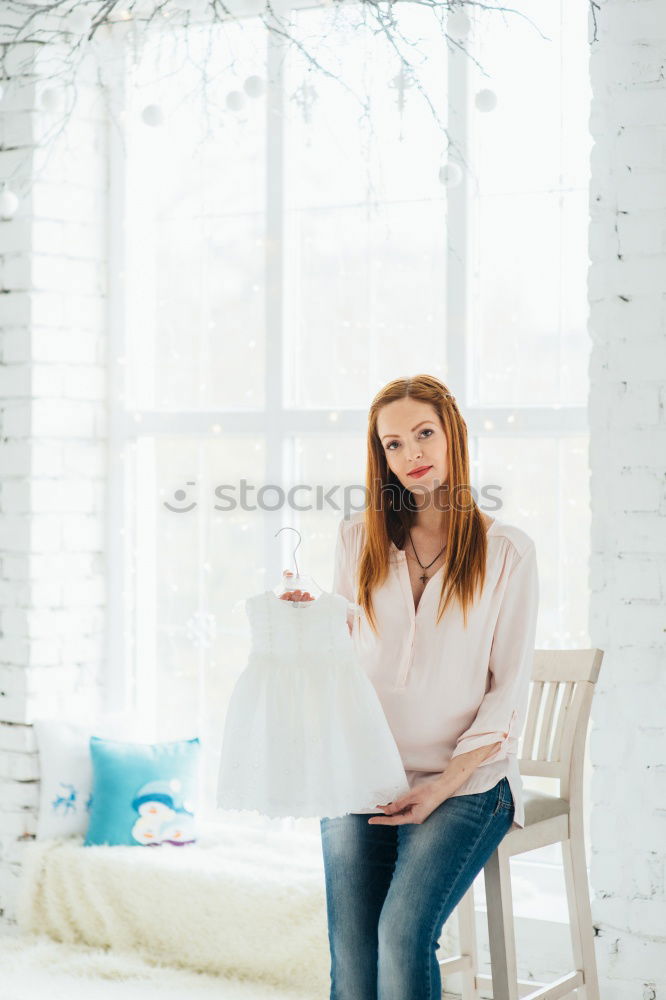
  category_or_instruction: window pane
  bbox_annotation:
[476,433,590,647]
[284,2,448,408]
[468,0,592,406]
[124,21,267,411]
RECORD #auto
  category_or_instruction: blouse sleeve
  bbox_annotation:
[450,540,539,766]
[332,517,356,603]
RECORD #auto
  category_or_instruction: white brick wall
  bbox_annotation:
[588,1,666,997]
[0,41,107,924]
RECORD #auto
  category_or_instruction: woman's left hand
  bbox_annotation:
[368,779,449,826]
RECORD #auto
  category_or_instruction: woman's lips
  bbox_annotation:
[408,465,433,479]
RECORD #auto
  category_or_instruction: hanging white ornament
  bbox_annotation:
[0,188,19,219]
[438,162,463,187]
[40,87,63,112]
[68,7,92,35]
[141,103,163,126]
[226,90,246,111]
[475,88,497,112]
[243,75,265,99]
[447,9,471,40]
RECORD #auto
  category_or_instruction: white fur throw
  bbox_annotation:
[15,819,456,997]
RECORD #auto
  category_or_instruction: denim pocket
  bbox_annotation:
[492,777,514,816]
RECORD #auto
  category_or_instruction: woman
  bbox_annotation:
[283,374,539,1000]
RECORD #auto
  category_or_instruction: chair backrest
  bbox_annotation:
[518,649,604,801]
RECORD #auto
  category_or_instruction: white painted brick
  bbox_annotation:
[0,632,30,669]
[61,221,106,260]
[615,212,666,256]
[30,328,98,365]
[62,514,105,551]
[0,111,34,147]
[613,513,666,553]
[61,442,105,478]
[0,748,39,782]
[30,440,64,477]
[0,402,32,438]
[31,255,105,295]
[613,555,662,600]
[31,399,95,438]
[590,292,666,341]
[596,1,666,45]
[31,180,105,224]
[31,363,64,397]
[0,363,30,399]
[0,515,30,552]
[63,577,105,606]
[0,555,30,581]
[0,293,31,327]
[617,172,666,212]
[608,382,661,426]
[0,810,37,838]
[0,442,30,477]
[0,481,31,516]
[27,579,62,607]
[0,253,31,291]
[612,469,664,513]
[0,693,28,725]
[0,328,31,364]
[588,257,666,302]
[31,289,106,331]
[34,478,101,515]
[25,639,61,668]
[29,219,64,256]
[0,218,31,255]
[62,365,106,401]
[0,724,35,755]
[608,603,666,645]
[613,428,666,468]
[30,514,63,552]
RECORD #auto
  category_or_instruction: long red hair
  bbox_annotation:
[356,374,489,635]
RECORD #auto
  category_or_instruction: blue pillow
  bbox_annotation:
[84,736,201,847]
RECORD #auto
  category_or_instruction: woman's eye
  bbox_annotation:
[386,428,433,451]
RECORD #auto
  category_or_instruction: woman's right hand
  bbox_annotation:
[279,570,315,603]
[280,570,353,635]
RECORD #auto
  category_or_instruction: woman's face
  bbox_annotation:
[376,398,449,498]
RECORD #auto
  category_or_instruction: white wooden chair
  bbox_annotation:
[440,648,604,1000]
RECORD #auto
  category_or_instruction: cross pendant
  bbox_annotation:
[419,572,428,585]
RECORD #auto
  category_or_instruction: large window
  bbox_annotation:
[108,0,591,916]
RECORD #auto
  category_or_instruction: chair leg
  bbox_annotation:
[484,845,519,1000]
[457,882,480,1000]
[561,829,601,1000]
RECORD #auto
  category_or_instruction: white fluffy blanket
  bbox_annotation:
[14,820,456,998]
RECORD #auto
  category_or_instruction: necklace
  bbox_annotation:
[407,529,447,585]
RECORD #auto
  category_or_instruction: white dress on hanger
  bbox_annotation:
[216,590,410,819]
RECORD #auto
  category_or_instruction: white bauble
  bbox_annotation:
[243,75,265,99]
[0,189,19,219]
[226,90,246,111]
[141,103,163,126]
[40,88,63,112]
[447,9,471,39]
[475,88,497,112]
[438,162,463,187]
[68,6,93,34]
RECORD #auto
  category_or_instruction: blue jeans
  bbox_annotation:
[319,775,515,1000]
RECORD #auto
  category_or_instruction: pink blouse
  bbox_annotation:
[332,511,539,830]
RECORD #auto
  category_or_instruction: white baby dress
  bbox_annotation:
[216,589,410,819]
